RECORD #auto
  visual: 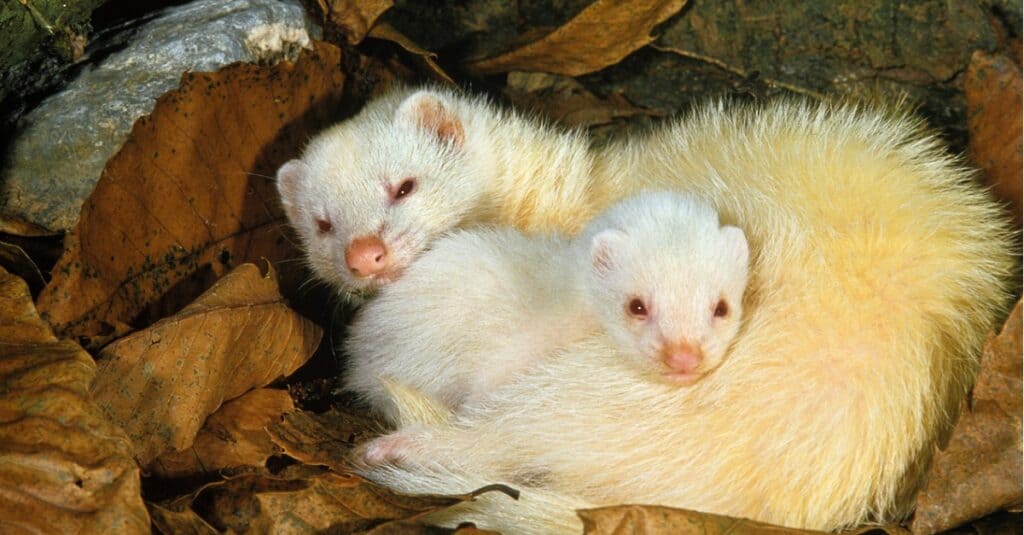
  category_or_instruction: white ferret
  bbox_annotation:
[343,191,749,431]
[277,87,1016,531]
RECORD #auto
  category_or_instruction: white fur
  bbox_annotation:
[333,92,1016,532]
[276,87,596,299]
[344,191,749,426]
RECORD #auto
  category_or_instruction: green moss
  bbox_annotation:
[0,0,107,101]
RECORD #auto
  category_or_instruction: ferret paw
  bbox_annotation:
[361,432,418,466]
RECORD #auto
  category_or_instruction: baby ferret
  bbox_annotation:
[343,190,749,430]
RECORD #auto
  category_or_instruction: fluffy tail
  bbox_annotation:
[358,461,593,535]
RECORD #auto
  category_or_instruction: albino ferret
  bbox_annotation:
[276,87,1016,531]
[343,191,749,430]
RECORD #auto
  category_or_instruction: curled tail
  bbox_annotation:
[358,460,593,534]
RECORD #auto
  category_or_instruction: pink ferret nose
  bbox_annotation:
[346,235,389,277]
[660,342,703,376]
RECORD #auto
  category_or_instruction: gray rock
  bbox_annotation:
[0,0,321,235]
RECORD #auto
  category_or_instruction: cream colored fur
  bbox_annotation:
[341,93,1015,532]
[343,227,598,424]
[276,86,598,299]
[343,191,749,427]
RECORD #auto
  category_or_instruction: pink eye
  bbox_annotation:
[315,217,333,233]
[627,298,648,318]
[392,178,416,201]
[714,299,729,318]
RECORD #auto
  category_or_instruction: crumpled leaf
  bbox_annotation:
[464,0,688,77]
[187,471,474,533]
[366,522,501,534]
[35,41,346,342]
[0,266,149,533]
[267,407,382,473]
[320,0,394,44]
[90,263,322,466]
[504,71,659,129]
[964,50,1022,224]
[149,388,296,478]
[0,240,45,295]
[579,505,909,534]
[148,501,218,535]
[368,23,455,84]
[911,301,1023,534]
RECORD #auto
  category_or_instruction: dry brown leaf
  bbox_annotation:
[90,263,322,466]
[579,505,909,534]
[911,300,1023,534]
[324,0,394,45]
[267,407,382,473]
[368,22,456,84]
[194,471,471,533]
[0,267,149,534]
[365,522,501,534]
[148,501,218,535]
[35,41,346,342]
[504,71,659,129]
[0,240,45,295]
[149,388,296,478]
[579,505,821,534]
[964,50,1023,225]
[464,0,688,77]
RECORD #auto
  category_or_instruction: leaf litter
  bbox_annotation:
[0,266,149,534]
[90,263,321,466]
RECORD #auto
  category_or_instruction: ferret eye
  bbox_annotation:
[315,217,333,234]
[626,298,648,318]
[714,299,729,318]
[392,178,417,201]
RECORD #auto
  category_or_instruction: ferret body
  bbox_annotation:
[277,88,1016,531]
[343,191,749,429]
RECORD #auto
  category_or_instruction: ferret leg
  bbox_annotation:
[361,431,420,465]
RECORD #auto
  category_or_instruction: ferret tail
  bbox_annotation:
[358,461,593,534]
[381,379,455,427]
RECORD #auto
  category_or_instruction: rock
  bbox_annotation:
[0,0,321,235]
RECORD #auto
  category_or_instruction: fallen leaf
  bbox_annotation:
[324,0,394,45]
[149,388,296,478]
[464,0,688,77]
[35,41,347,342]
[194,471,471,533]
[504,71,659,129]
[0,240,45,295]
[267,407,383,473]
[366,521,501,534]
[148,501,218,535]
[579,505,909,534]
[911,301,1023,534]
[964,50,1023,225]
[368,23,456,84]
[90,263,322,466]
[0,267,149,533]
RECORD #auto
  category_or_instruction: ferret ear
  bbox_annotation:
[720,226,749,270]
[396,90,465,148]
[276,159,307,221]
[590,229,628,277]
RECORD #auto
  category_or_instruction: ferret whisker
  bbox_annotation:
[246,171,277,181]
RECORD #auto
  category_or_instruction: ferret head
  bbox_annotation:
[276,88,485,298]
[582,191,749,385]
